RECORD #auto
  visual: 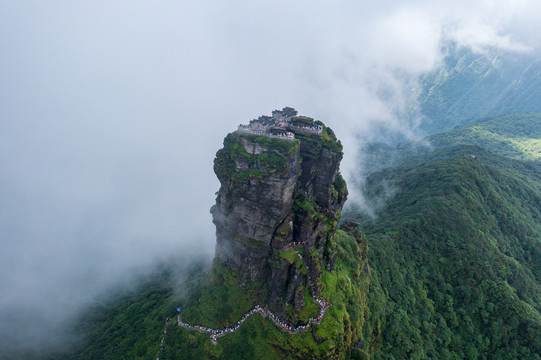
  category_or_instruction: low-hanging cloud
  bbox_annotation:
[1,0,540,355]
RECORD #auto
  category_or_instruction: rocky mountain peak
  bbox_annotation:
[211,108,347,316]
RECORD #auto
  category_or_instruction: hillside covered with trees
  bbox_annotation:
[410,47,541,134]
[44,113,541,359]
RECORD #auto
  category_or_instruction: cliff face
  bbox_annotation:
[211,112,347,315]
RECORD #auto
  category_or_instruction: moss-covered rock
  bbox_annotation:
[164,228,370,360]
[211,110,348,320]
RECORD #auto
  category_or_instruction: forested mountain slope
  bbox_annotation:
[410,47,541,133]
[361,113,541,173]
[41,114,541,359]
[55,229,370,360]
[339,112,541,359]
[358,152,541,359]
[430,113,541,161]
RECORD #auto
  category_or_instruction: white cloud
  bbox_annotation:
[0,0,540,354]
[448,22,532,53]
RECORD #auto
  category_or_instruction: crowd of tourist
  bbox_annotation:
[289,123,323,133]
[168,238,332,346]
[238,118,324,140]
[177,297,332,344]
[237,124,295,141]
[288,240,308,248]
[268,131,295,140]
[156,317,172,360]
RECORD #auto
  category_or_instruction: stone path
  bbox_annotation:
[178,298,330,345]
[156,241,330,358]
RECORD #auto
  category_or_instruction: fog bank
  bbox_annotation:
[1,0,539,354]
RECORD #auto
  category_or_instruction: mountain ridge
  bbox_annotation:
[361,113,541,175]
[38,112,541,360]
[410,47,541,133]
[358,152,541,359]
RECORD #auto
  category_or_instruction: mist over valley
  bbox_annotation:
[1,1,541,358]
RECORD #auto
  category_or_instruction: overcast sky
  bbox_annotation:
[1,0,540,354]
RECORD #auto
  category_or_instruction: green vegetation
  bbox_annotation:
[231,168,263,183]
[235,235,264,249]
[251,134,300,155]
[69,286,173,359]
[61,113,541,359]
[60,229,369,359]
[321,126,343,154]
[290,115,315,126]
[214,132,300,184]
[362,113,541,174]
[180,261,265,329]
[58,265,206,360]
[296,133,323,158]
[257,152,289,173]
[278,248,298,264]
[342,113,541,359]
[411,48,541,134]
[291,124,343,157]
[358,153,541,359]
[333,172,348,204]
[295,288,320,322]
[274,222,290,242]
[430,113,541,161]
[294,197,317,217]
